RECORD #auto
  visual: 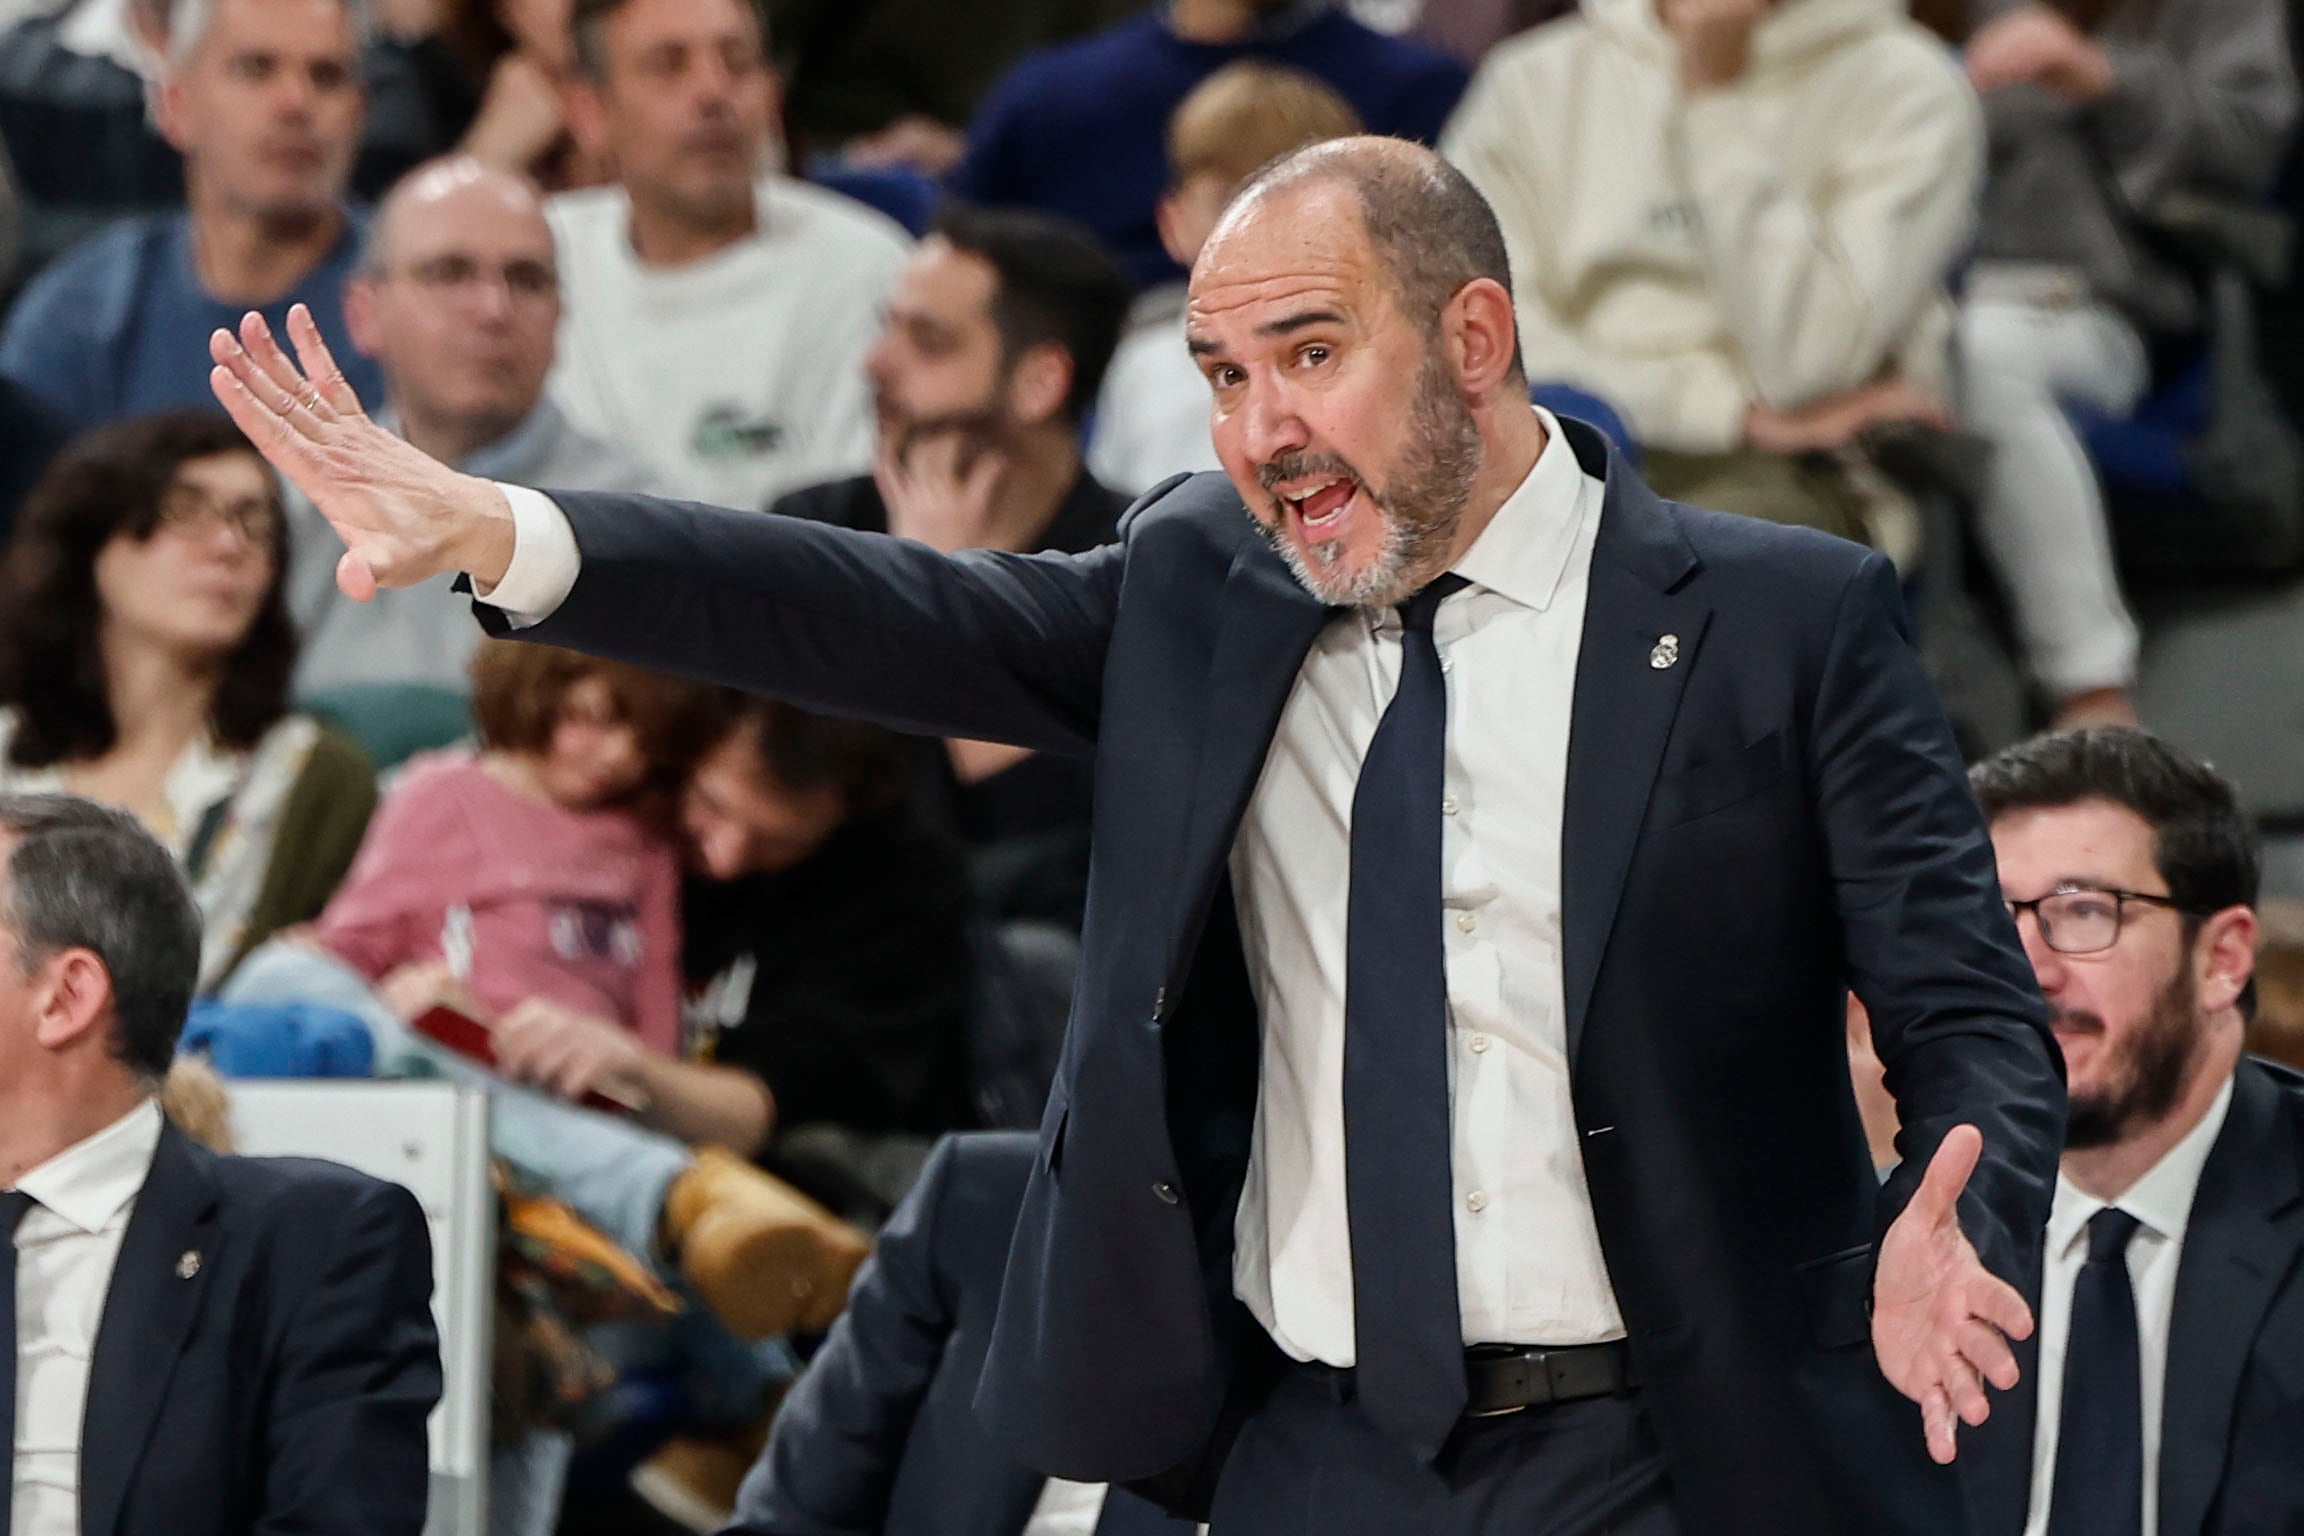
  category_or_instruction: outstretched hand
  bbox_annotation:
[208,304,517,600]
[1871,1124,2034,1465]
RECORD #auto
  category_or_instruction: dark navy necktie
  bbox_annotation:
[1343,573,1469,1463]
[2,1188,35,1536]
[2047,1207,2144,1536]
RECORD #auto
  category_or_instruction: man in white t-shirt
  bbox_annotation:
[546,0,911,511]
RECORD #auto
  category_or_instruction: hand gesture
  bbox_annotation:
[208,305,517,600]
[492,998,649,1109]
[1872,1124,2034,1464]
[1743,378,1952,454]
[873,430,1011,554]
[1659,0,1767,92]
[1966,6,2114,100]
[460,53,568,176]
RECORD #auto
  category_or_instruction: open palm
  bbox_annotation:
[208,304,513,600]
[1872,1123,2034,1464]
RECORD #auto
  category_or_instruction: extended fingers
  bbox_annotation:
[1913,1124,1984,1223]
[1923,1384,1958,1465]
[285,303,365,420]
[1967,1268,2035,1341]
[1955,1318,2022,1392]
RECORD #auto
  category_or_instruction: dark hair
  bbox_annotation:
[0,412,296,770]
[1238,137,1526,381]
[709,694,913,816]
[570,0,767,79]
[1971,728,2259,1009]
[928,203,1134,427]
[0,793,201,1081]
[468,640,723,809]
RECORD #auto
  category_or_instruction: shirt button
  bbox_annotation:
[1441,795,1459,816]
[1469,1034,1491,1054]
[1152,1181,1181,1205]
[1466,1191,1489,1214]
[1456,911,1478,934]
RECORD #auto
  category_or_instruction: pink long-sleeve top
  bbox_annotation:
[316,750,684,1056]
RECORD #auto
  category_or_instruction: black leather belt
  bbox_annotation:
[1294,1340,1637,1418]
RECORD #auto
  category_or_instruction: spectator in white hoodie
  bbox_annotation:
[1443,0,1982,548]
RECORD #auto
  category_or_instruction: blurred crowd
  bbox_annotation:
[0,0,2300,1529]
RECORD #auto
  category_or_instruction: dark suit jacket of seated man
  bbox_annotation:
[1962,1054,2304,1536]
[469,411,2064,1534]
[728,1132,1191,1536]
[30,1118,444,1536]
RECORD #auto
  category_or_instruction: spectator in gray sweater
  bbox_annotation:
[1957,0,2297,728]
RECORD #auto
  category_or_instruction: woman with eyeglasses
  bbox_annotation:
[0,409,376,989]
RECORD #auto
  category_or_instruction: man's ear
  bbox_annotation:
[31,949,117,1054]
[1445,276,1522,399]
[1155,191,1194,271]
[1007,341,1074,429]
[2198,904,2259,1017]
[154,72,193,155]
[343,274,383,358]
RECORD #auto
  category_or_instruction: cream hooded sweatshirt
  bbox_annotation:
[1442,0,1982,453]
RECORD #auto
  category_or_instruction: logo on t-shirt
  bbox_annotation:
[692,404,786,460]
[550,902,644,968]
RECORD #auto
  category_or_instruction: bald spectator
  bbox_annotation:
[1089,61,1362,494]
[952,0,1466,290]
[545,0,911,511]
[286,157,650,696]
[1445,0,1982,548]
[0,0,385,430]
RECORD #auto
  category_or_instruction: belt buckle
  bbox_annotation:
[1462,1345,1540,1417]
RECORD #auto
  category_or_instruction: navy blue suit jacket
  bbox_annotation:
[1963,1056,2304,1536]
[495,418,2063,1535]
[77,1120,441,1536]
[728,1133,1186,1536]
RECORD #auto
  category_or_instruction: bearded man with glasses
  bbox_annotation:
[1963,726,2304,1536]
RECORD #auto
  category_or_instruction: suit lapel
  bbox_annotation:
[80,1123,222,1536]
[1161,532,1334,987]
[1560,438,1708,1064]
[2159,1062,2304,1536]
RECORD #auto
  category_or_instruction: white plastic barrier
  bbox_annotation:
[225,1080,493,1536]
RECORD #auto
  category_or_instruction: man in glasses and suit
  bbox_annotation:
[1966,728,2304,1536]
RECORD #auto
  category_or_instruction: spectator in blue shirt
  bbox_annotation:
[949,0,1466,289]
[0,0,384,431]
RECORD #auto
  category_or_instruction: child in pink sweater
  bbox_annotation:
[317,643,713,1058]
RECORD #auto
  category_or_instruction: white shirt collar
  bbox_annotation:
[2047,1071,2237,1258]
[1452,407,1593,615]
[12,1098,164,1236]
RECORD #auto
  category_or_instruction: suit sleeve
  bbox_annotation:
[1809,553,2064,1285]
[255,1177,443,1536]
[729,1136,964,1536]
[479,490,1131,757]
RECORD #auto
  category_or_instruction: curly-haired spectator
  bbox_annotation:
[0,410,376,987]
[1956,0,2298,727]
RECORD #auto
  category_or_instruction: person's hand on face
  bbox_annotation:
[491,998,647,1106]
[1660,0,1769,92]
[873,429,1011,555]
[208,305,518,600]
[1966,6,2115,100]
[1871,1124,2036,1465]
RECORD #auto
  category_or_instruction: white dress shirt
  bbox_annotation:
[10,1099,164,1536]
[480,410,1626,1364]
[1227,410,1622,1363]
[2023,1075,2234,1536]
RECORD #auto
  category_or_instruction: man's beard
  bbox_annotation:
[1252,347,1483,608]
[876,391,1013,472]
[2061,964,2207,1149]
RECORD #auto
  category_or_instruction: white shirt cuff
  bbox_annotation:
[479,483,582,624]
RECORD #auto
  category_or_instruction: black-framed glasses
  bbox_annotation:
[2004,886,2189,955]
